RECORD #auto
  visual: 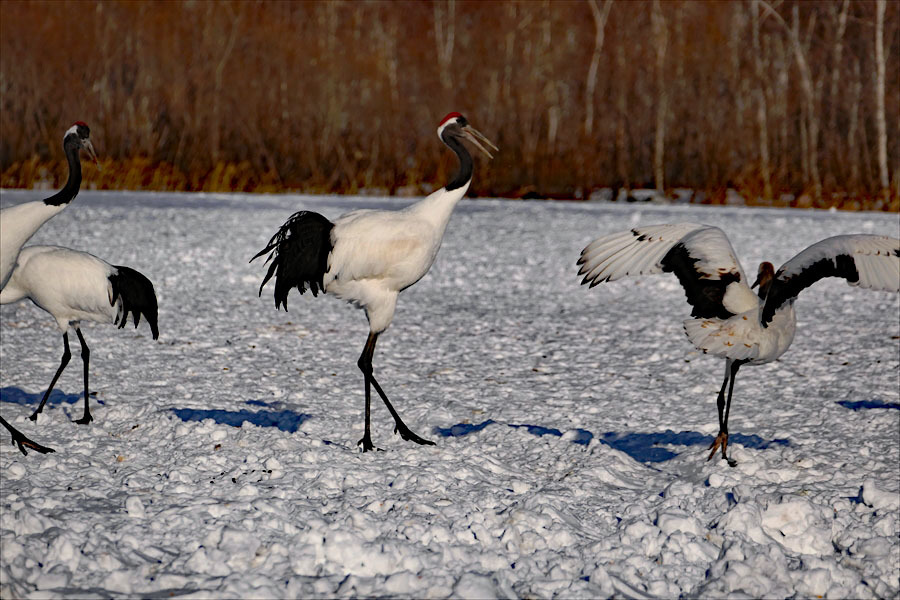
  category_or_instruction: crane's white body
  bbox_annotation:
[579,224,900,364]
[324,180,470,333]
[0,245,119,330]
[2,243,157,425]
[683,301,796,363]
[0,202,70,290]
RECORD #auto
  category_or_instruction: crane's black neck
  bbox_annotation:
[442,132,473,192]
[43,135,82,207]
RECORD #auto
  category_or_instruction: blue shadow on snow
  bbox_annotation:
[171,406,312,433]
[434,420,789,464]
[836,399,900,411]
[0,386,104,407]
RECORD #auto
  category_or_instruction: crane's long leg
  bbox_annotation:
[358,333,377,452]
[74,327,93,425]
[0,415,55,455]
[356,332,435,452]
[707,359,744,467]
[29,332,71,421]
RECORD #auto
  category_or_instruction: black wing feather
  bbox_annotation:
[760,254,858,326]
[660,242,741,320]
[251,210,334,311]
[109,265,159,339]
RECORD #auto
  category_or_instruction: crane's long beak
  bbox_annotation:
[462,125,499,159]
[751,276,759,289]
[83,139,100,168]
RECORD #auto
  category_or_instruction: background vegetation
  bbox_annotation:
[1,0,898,210]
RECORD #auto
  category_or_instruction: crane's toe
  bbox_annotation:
[707,432,738,467]
[357,435,378,453]
[394,423,436,446]
[74,413,93,425]
[20,437,55,455]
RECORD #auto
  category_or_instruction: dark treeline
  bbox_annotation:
[0,0,897,209]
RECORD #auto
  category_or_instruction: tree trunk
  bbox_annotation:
[584,0,613,138]
[652,0,668,195]
[752,0,772,200]
[875,0,889,191]
[615,41,629,189]
[827,0,849,181]
[847,59,862,191]
[759,1,821,200]
[433,0,456,97]
[210,5,242,165]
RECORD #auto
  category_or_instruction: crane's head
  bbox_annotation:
[64,121,99,166]
[752,261,776,299]
[437,113,498,159]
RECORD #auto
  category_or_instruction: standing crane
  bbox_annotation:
[253,112,497,452]
[1,122,96,454]
[0,245,159,425]
[0,122,97,288]
[577,224,899,465]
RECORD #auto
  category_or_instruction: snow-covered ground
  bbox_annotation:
[1,190,898,599]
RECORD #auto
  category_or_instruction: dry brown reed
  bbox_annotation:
[0,1,897,210]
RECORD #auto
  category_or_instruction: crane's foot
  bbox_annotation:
[8,430,55,456]
[74,413,93,425]
[18,436,55,455]
[707,432,737,467]
[357,434,378,453]
[394,422,435,447]
[28,410,42,422]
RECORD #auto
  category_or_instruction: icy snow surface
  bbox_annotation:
[1,190,898,598]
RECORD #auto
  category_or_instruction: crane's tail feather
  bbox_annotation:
[250,240,278,264]
[252,210,334,311]
[258,259,279,297]
[109,266,159,340]
[683,316,760,361]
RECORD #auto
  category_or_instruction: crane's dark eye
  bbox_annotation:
[456,116,468,127]
[76,124,90,139]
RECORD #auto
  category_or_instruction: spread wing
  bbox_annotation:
[761,234,900,326]
[578,223,751,319]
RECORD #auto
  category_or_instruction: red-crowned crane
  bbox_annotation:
[0,122,98,289]
[1,122,95,454]
[252,112,497,452]
[0,246,159,425]
[577,224,900,466]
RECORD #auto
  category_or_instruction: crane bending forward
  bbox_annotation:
[578,224,899,466]
[0,122,96,455]
[253,113,497,452]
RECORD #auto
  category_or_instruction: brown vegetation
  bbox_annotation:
[0,0,897,210]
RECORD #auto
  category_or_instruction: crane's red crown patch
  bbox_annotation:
[439,112,462,126]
